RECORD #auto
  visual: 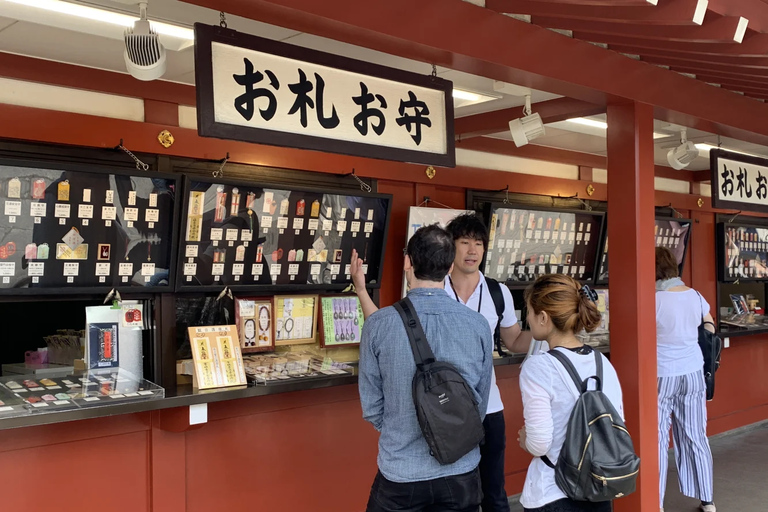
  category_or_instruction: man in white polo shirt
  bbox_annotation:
[352,213,531,512]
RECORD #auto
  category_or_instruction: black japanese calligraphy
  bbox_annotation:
[352,82,387,136]
[233,58,279,122]
[396,91,431,145]
[736,166,753,198]
[757,171,768,200]
[288,70,339,129]
[721,164,734,197]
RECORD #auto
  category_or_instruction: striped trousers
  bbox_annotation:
[658,370,714,504]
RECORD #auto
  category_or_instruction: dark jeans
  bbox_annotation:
[480,411,510,512]
[524,499,612,512]
[365,468,482,512]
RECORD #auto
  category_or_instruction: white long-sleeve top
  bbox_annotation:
[518,347,625,509]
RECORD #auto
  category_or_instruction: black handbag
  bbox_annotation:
[696,292,722,401]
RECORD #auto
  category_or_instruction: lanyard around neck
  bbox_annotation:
[449,277,482,313]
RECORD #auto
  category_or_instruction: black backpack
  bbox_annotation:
[541,349,640,502]
[696,292,722,401]
[393,297,486,465]
[485,277,506,357]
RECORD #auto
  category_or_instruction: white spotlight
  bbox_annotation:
[509,95,545,147]
[124,2,167,81]
[666,128,700,170]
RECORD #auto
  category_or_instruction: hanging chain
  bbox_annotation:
[349,171,371,193]
[213,155,228,178]
[503,187,510,204]
[431,64,437,77]
[118,144,149,171]
[219,11,228,29]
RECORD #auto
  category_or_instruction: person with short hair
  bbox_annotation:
[517,274,624,512]
[655,247,716,512]
[358,224,493,512]
[353,213,531,512]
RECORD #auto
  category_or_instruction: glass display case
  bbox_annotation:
[481,203,605,286]
[717,222,768,282]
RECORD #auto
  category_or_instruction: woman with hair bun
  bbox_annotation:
[517,274,625,512]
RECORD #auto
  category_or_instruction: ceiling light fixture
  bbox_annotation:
[509,94,545,147]
[124,1,166,81]
[3,0,193,40]
[667,128,700,169]
[452,89,482,102]
[565,117,669,139]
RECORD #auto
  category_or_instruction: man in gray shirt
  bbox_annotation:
[359,225,493,512]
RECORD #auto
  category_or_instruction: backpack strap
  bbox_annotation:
[484,277,506,357]
[393,297,436,368]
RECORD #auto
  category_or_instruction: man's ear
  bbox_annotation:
[403,254,412,271]
[447,262,454,275]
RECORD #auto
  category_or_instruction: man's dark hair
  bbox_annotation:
[445,213,489,251]
[406,224,456,282]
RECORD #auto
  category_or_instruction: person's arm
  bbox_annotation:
[519,359,554,456]
[703,313,716,333]
[358,317,384,431]
[350,249,379,319]
[497,283,534,353]
[475,325,493,421]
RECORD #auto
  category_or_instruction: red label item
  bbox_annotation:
[32,179,46,199]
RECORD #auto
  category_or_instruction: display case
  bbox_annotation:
[0,368,164,415]
[0,159,179,294]
[176,177,391,292]
[717,222,768,282]
[596,217,691,284]
[243,351,354,385]
[481,203,605,286]
[319,295,364,348]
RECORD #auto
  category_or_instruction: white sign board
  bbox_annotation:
[711,148,768,213]
[194,23,455,167]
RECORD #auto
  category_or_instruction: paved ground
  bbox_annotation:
[509,422,768,511]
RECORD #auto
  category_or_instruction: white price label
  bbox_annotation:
[30,203,46,217]
[63,262,79,276]
[124,207,139,222]
[293,218,304,230]
[310,264,321,276]
[261,215,273,228]
[184,263,197,276]
[4,201,21,216]
[27,262,44,277]
[212,263,225,276]
[95,262,110,276]
[102,206,117,220]
[330,264,341,275]
[270,264,282,275]
[308,219,319,231]
[322,220,333,231]
[210,228,223,241]
[149,193,158,207]
[364,222,374,233]
[351,221,361,232]
[232,263,244,275]
[226,229,239,241]
[241,230,253,242]
[55,203,71,218]
[78,204,94,219]
[0,262,15,277]
[119,263,133,276]
[288,264,300,275]
[185,245,199,258]
[252,264,264,275]
[277,217,289,229]
[145,209,159,223]
[141,263,155,276]
[337,220,348,232]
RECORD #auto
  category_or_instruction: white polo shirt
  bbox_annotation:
[443,272,518,414]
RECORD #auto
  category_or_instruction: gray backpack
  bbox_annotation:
[393,298,485,465]
[541,349,640,502]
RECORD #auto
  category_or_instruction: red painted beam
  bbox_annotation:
[643,56,768,77]
[574,30,768,56]
[179,0,768,148]
[691,72,768,87]
[488,0,703,25]
[532,12,744,42]
[609,45,768,67]
[455,97,603,139]
[708,0,768,34]
[0,52,196,106]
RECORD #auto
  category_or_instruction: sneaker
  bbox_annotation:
[701,503,716,512]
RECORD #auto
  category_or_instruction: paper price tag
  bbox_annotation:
[364,222,374,233]
[63,262,79,276]
[277,217,289,229]
[252,264,263,275]
[27,262,44,277]
[261,215,273,228]
[337,220,348,232]
[232,263,244,275]
[102,206,116,220]
[293,218,304,230]
[145,209,159,223]
[226,229,238,241]
[124,207,139,222]
[141,263,155,276]
[95,262,110,276]
[322,220,333,231]
[310,264,321,276]
[270,264,281,275]
[351,221,361,233]
[55,204,71,218]
[330,264,340,275]
[185,245,199,258]
[149,193,158,207]
[30,203,46,217]
[210,228,223,241]
[4,201,21,216]
[119,263,133,276]
[184,263,197,276]
[78,204,94,219]
[212,263,225,276]
[288,264,299,275]
[308,219,319,231]
[241,230,253,242]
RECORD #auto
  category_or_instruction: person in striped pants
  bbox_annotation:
[655,247,716,512]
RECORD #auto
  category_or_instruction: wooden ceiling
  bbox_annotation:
[487,0,768,102]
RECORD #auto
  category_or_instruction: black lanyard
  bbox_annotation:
[448,277,482,313]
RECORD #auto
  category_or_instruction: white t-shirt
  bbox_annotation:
[656,289,709,378]
[519,348,624,509]
[443,272,518,414]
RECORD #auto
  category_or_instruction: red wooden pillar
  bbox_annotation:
[606,101,659,512]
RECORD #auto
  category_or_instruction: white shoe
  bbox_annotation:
[701,504,716,512]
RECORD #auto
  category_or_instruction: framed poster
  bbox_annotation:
[0,158,179,295]
[194,23,455,167]
[274,294,319,346]
[188,325,248,389]
[235,296,275,353]
[481,203,605,286]
[401,206,472,296]
[596,217,691,285]
[717,221,768,282]
[177,176,391,292]
[319,295,364,348]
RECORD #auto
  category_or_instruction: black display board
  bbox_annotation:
[481,203,605,286]
[0,159,179,295]
[717,221,768,282]
[176,177,391,291]
[596,217,691,285]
